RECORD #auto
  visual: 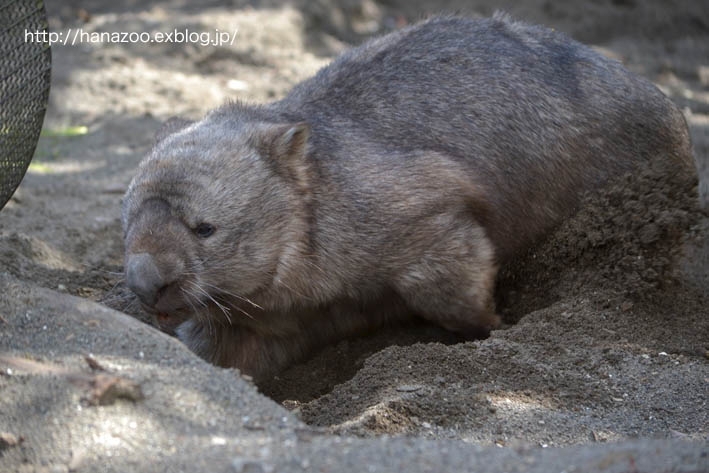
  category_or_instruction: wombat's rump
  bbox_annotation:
[121,14,696,380]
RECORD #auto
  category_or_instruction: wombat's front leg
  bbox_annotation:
[176,318,304,381]
[175,318,213,362]
[394,217,500,338]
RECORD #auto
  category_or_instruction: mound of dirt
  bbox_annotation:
[497,159,702,321]
[265,158,708,445]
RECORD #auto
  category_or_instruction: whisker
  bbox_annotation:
[199,281,264,310]
[181,288,204,327]
[225,303,255,320]
[182,285,208,309]
[185,281,263,325]
[189,281,237,325]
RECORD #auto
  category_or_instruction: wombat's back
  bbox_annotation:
[278,13,695,262]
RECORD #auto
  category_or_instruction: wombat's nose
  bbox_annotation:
[125,253,165,306]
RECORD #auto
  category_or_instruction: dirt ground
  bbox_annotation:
[1,0,708,469]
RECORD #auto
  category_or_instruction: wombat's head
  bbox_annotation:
[121,109,311,330]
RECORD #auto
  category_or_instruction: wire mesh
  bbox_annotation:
[0,0,51,211]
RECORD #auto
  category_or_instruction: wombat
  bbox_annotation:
[122,13,695,381]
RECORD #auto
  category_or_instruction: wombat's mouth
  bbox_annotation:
[156,311,186,333]
[139,300,187,316]
[139,299,190,320]
[140,303,192,335]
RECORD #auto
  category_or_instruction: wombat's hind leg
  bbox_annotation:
[395,220,500,339]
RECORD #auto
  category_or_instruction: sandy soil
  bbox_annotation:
[1,0,707,470]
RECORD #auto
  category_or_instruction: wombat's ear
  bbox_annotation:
[269,122,309,160]
[260,122,311,190]
[154,117,194,145]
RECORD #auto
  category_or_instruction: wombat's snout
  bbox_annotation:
[125,252,166,306]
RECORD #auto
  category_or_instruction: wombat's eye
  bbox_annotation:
[194,223,215,238]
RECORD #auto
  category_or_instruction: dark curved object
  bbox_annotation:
[0,0,51,211]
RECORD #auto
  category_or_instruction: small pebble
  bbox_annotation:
[0,432,19,448]
[231,458,265,473]
[227,79,249,91]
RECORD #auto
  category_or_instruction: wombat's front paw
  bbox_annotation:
[458,311,501,340]
[175,318,212,361]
